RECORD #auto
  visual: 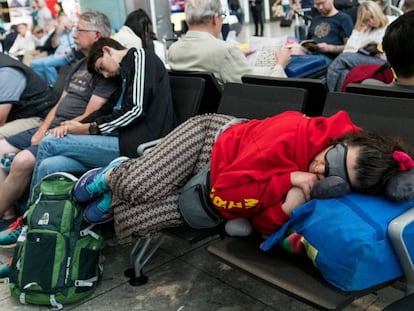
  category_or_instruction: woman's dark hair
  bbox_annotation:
[124,9,155,50]
[337,131,413,195]
[87,37,125,74]
[382,11,414,78]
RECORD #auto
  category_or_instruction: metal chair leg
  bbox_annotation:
[124,234,166,286]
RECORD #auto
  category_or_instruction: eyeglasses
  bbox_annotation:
[218,12,227,19]
[74,27,98,33]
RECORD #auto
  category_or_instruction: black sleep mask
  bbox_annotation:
[324,143,350,183]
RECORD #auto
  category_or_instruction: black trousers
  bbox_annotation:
[250,4,264,36]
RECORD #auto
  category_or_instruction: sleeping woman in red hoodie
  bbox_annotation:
[73,111,412,243]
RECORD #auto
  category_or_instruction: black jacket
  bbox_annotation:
[85,48,177,158]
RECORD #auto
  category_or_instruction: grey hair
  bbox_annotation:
[79,11,112,37]
[185,0,222,25]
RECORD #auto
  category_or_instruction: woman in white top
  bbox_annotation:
[112,9,167,65]
[327,1,395,91]
[344,1,395,52]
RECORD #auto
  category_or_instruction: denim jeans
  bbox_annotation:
[31,134,120,190]
[30,55,71,85]
[326,52,386,92]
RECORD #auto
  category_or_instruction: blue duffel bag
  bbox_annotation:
[285,54,328,78]
[261,193,414,291]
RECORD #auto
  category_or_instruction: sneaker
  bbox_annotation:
[0,258,12,281]
[74,156,128,203]
[73,167,103,202]
[0,216,23,248]
[84,192,113,224]
[0,216,17,231]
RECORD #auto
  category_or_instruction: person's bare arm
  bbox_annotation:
[0,104,13,126]
[282,186,307,216]
[31,104,59,145]
[51,94,108,138]
[30,90,68,146]
[275,47,292,68]
[317,42,345,54]
[290,171,319,200]
[51,24,63,49]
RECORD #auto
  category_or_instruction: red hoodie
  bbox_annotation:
[210,111,361,235]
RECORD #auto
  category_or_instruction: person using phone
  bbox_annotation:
[326,1,395,91]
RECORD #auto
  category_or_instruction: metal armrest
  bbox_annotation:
[388,206,414,295]
[136,138,163,156]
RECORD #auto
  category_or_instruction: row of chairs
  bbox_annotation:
[127,71,414,310]
[208,91,414,310]
[168,70,414,124]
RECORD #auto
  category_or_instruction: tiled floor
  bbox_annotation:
[0,20,408,311]
[0,230,405,311]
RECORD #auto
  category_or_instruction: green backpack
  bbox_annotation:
[8,172,104,310]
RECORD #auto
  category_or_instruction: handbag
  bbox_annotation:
[280,12,293,27]
[178,164,224,229]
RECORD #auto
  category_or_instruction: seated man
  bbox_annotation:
[302,0,353,61]
[363,11,414,90]
[0,11,120,239]
[30,15,75,85]
[168,0,291,87]
[31,38,177,198]
[0,54,56,139]
[8,23,35,61]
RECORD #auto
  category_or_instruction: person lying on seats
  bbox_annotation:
[73,111,412,244]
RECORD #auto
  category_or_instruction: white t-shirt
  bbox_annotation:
[344,16,397,53]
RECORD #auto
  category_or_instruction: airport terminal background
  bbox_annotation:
[0,0,297,42]
[0,1,409,310]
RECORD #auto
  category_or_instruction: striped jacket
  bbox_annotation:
[94,48,177,157]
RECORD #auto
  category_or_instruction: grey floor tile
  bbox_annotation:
[160,232,222,258]
[181,244,316,311]
[67,258,268,311]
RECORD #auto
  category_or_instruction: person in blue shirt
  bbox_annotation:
[307,0,353,60]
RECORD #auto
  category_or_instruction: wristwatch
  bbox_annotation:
[89,122,100,135]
